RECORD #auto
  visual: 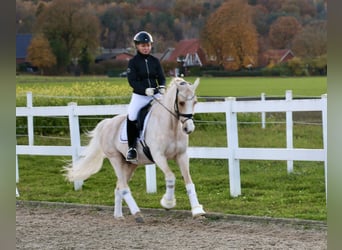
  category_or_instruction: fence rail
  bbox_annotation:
[16,91,327,198]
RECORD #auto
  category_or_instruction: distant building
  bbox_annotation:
[260,49,295,67]
[95,48,133,63]
[161,39,206,76]
[16,34,32,64]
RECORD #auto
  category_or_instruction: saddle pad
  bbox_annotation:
[119,111,152,143]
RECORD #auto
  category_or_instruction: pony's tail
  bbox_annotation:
[64,119,107,182]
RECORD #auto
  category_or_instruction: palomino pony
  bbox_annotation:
[64,77,205,222]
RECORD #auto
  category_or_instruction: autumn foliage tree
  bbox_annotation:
[16,0,326,75]
[200,0,258,70]
[291,20,327,59]
[27,35,56,75]
[268,16,302,49]
[34,0,101,74]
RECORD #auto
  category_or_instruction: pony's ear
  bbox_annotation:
[192,78,200,90]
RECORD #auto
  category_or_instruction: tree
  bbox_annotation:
[256,0,283,12]
[16,0,37,33]
[100,3,135,48]
[27,35,56,75]
[200,0,258,70]
[78,47,92,74]
[34,0,101,73]
[292,20,327,59]
[269,16,302,49]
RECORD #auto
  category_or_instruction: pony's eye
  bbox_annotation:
[179,101,185,106]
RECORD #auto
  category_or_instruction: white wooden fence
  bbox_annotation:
[16,91,327,198]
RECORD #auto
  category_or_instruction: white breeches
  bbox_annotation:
[127,93,154,121]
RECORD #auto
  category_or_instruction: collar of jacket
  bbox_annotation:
[137,51,151,59]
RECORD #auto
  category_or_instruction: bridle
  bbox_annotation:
[153,82,195,124]
[174,88,195,124]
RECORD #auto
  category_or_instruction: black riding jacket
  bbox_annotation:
[127,51,166,96]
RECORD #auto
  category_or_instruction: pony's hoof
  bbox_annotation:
[193,214,207,221]
[160,195,176,210]
[192,205,206,218]
[134,212,145,223]
[114,216,125,221]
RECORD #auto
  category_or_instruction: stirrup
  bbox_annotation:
[126,147,137,162]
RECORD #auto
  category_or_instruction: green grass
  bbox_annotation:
[16,155,325,220]
[16,75,327,98]
[16,121,326,221]
[191,76,326,97]
[16,75,327,221]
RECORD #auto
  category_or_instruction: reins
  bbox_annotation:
[152,83,195,124]
[152,95,178,119]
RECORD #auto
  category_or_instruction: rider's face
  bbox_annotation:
[136,43,152,55]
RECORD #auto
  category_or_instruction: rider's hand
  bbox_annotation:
[145,88,154,96]
[158,86,166,95]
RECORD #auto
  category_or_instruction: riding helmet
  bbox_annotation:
[133,31,153,44]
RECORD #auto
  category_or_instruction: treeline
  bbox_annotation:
[16,0,327,75]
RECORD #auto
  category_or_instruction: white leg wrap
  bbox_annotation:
[165,179,175,200]
[186,183,200,207]
[186,183,205,217]
[114,188,123,218]
[160,178,176,209]
[120,188,140,215]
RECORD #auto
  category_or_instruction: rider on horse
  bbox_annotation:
[125,31,166,162]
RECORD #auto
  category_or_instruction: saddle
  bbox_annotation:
[120,102,154,162]
[136,102,151,133]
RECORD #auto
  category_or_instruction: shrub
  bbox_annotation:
[261,64,291,76]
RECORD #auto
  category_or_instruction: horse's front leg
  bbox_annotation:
[154,156,176,210]
[176,153,206,218]
[160,178,177,209]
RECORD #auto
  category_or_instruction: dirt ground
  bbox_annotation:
[16,201,327,250]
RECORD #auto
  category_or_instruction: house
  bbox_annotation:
[95,49,133,63]
[159,48,174,62]
[260,49,295,67]
[161,39,206,76]
[95,48,133,63]
[16,34,32,64]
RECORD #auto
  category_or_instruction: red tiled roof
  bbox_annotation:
[167,39,201,61]
[263,49,294,63]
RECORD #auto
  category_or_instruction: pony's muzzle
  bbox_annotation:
[182,119,195,134]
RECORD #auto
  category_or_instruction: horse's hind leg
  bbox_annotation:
[109,156,144,222]
[114,188,124,219]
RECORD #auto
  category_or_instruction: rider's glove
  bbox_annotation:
[145,88,154,96]
[158,86,166,95]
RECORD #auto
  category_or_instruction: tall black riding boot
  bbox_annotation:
[126,118,138,161]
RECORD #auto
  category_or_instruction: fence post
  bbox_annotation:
[226,97,241,197]
[145,164,157,193]
[286,90,293,173]
[68,102,83,190]
[261,92,266,129]
[321,94,328,200]
[27,92,34,146]
[16,155,19,197]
